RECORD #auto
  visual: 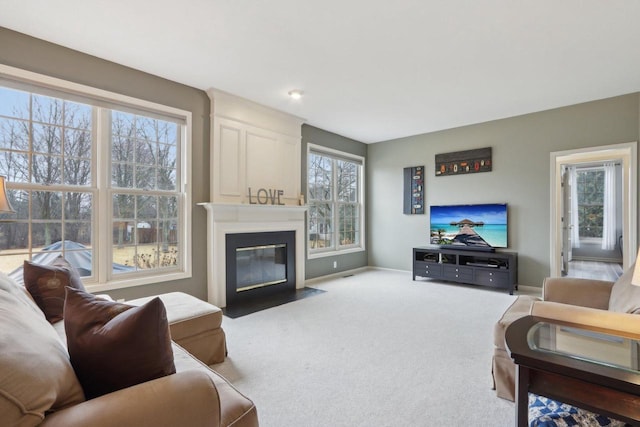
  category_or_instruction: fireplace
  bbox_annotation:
[225,231,295,306]
[199,203,307,308]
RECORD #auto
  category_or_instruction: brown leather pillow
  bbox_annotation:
[64,287,175,399]
[24,256,86,323]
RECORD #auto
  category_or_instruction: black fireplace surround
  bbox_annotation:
[225,231,296,306]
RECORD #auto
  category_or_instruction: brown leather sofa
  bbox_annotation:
[492,264,640,401]
[0,273,258,427]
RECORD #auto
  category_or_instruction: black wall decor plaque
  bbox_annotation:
[435,147,492,176]
[403,166,424,214]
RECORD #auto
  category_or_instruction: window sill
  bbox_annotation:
[308,246,365,260]
[85,270,191,293]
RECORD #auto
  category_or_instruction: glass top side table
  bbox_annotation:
[506,315,640,427]
[528,321,640,373]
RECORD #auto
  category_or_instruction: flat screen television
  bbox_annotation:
[429,203,508,250]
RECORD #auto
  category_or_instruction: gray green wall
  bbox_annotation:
[0,27,211,301]
[368,94,640,287]
[302,125,368,278]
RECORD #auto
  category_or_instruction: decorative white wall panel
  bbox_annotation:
[246,130,279,190]
[218,124,242,196]
[207,89,304,205]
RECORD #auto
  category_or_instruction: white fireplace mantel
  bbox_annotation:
[199,203,307,307]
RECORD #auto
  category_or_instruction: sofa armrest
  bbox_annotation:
[41,370,221,427]
[542,277,614,309]
[531,300,640,335]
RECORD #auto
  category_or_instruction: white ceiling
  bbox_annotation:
[2,1,640,143]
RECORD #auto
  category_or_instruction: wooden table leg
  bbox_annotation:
[515,365,529,427]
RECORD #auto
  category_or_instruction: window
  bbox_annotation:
[307,144,364,257]
[576,168,604,238]
[0,66,191,290]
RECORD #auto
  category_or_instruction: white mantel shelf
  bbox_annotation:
[198,202,307,308]
[199,202,307,216]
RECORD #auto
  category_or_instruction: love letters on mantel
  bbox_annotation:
[248,188,285,205]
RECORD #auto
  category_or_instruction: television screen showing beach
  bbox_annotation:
[430,203,507,248]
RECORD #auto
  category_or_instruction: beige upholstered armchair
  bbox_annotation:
[492,264,640,401]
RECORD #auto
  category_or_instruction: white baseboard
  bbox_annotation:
[305,266,542,298]
[367,266,411,274]
[304,266,371,285]
[572,256,623,263]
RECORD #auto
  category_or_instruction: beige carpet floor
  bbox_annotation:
[212,268,522,427]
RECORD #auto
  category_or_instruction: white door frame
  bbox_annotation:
[550,142,637,277]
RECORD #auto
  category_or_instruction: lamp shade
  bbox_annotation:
[632,251,640,287]
[0,176,15,213]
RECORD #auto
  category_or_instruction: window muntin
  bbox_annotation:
[307,147,363,256]
[0,77,189,289]
[109,110,180,273]
[111,111,178,191]
[111,193,179,272]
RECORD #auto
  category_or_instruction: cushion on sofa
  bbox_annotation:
[24,256,86,323]
[493,295,539,349]
[64,287,176,399]
[0,288,85,426]
[0,271,44,316]
[172,342,258,427]
[608,263,640,314]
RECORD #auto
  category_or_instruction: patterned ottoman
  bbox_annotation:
[529,394,629,427]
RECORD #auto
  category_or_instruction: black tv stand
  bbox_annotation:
[413,246,518,294]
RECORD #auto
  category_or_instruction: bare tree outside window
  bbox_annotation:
[576,169,605,238]
[110,110,179,272]
[0,84,184,281]
[0,89,93,270]
[336,160,359,246]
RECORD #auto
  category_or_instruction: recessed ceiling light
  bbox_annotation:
[288,89,303,100]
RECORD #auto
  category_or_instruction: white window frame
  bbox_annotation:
[307,143,365,259]
[0,64,192,292]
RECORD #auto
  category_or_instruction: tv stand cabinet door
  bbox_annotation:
[414,261,443,279]
[443,265,473,282]
[475,269,510,288]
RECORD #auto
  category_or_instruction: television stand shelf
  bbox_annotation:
[413,246,518,294]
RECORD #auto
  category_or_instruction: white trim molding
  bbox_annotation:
[306,143,366,259]
[549,142,637,277]
[0,64,193,292]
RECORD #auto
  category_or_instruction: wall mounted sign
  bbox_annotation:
[435,147,492,176]
[403,166,424,214]
[248,188,285,205]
